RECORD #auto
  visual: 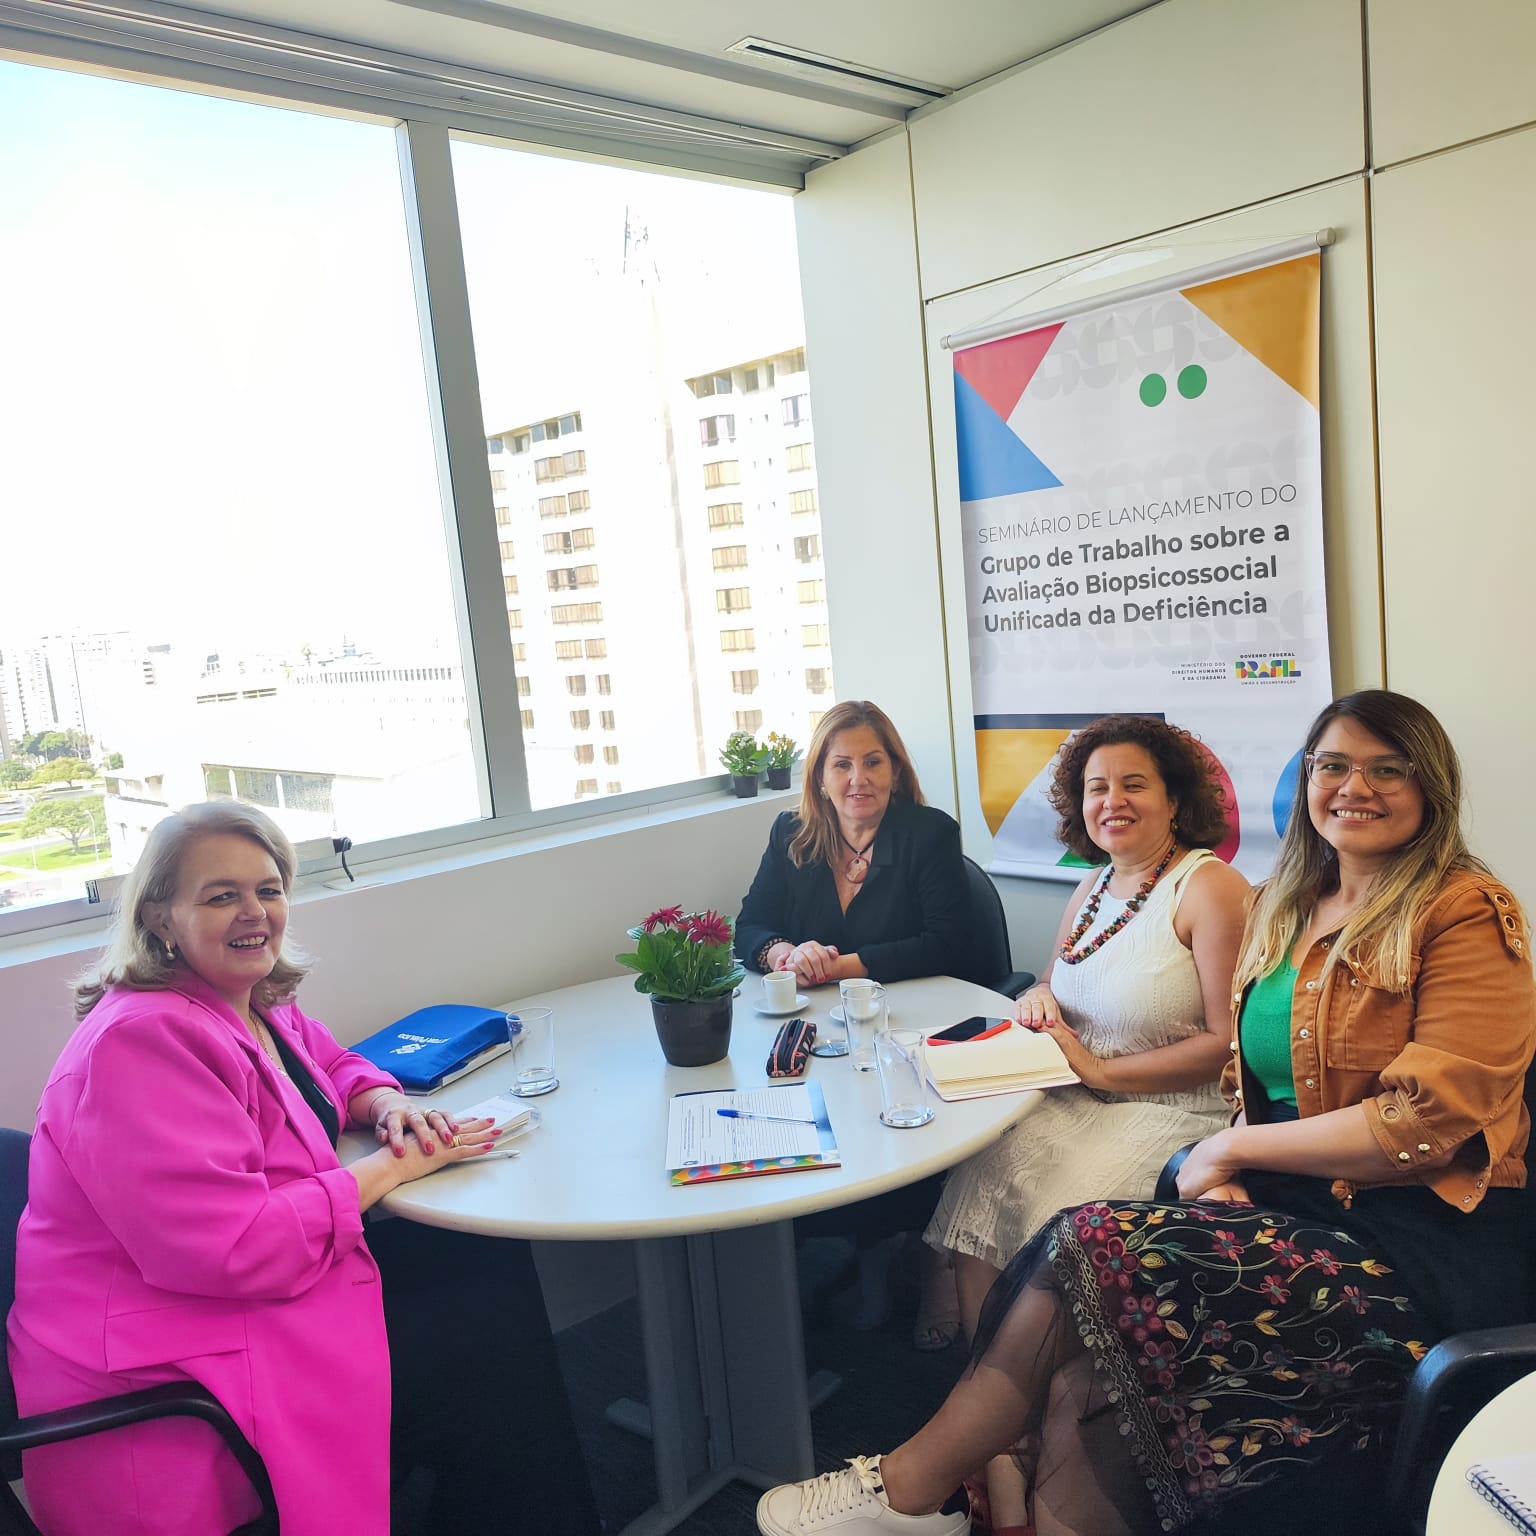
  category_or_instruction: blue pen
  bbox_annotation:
[717,1109,817,1126]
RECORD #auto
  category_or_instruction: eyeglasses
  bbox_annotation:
[1303,752,1417,794]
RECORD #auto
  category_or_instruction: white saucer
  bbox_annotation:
[754,995,810,1017]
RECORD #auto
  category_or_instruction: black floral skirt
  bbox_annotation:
[985,1174,1528,1532]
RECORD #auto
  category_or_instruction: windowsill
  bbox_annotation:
[0,782,800,971]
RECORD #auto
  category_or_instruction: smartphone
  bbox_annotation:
[929,1015,1012,1045]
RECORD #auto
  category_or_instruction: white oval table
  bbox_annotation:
[344,972,1043,1536]
[1427,1368,1536,1534]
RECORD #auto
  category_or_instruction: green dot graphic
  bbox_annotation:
[1139,374,1167,407]
[1178,365,1208,399]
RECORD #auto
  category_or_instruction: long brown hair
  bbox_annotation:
[74,802,310,1019]
[1234,690,1488,994]
[788,701,926,869]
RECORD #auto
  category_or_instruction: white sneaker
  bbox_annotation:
[756,1455,970,1536]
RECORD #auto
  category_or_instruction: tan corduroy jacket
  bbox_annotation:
[1222,869,1536,1211]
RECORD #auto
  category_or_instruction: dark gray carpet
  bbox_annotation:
[557,1239,968,1535]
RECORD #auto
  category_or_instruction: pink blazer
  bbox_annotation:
[7,973,401,1536]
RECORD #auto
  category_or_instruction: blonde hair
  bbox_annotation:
[1234,690,1488,994]
[74,802,310,1020]
[789,701,926,870]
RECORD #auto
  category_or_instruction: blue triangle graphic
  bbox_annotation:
[954,373,1061,502]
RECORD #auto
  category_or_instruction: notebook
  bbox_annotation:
[1468,1456,1536,1536]
[925,1021,1079,1101]
[351,1004,510,1094]
[665,1082,840,1185]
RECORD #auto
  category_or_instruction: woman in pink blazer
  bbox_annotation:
[7,802,599,1536]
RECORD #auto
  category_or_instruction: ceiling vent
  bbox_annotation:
[725,37,947,108]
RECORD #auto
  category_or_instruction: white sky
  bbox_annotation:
[0,57,806,661]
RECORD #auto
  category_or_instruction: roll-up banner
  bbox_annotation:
[951,247,1331,882]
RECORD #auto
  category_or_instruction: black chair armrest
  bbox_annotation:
[1386,1323,1536,1527]
[1154,1143,1199,1202]
[997,970,1037,1001]
[1,1382,277,1533]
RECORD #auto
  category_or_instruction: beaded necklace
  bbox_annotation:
[1058,839,1180,965]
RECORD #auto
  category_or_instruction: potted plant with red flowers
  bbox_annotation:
[617,907,746,1066]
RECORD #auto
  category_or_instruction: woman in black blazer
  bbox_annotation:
[735,700,977,987]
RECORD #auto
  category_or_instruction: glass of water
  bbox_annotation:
[507,1006,558,1097]
[838,979,885,1072]
[875,1027,933,1128]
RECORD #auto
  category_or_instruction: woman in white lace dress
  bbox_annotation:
[925,715,1249,1529]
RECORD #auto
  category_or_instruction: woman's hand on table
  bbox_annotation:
[352,1116,503,1210]
[1015,984,1062,1028]
[363,1089,458,1158]
[781,940,842,986]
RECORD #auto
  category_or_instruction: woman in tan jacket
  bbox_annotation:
[755,690,1535,1536]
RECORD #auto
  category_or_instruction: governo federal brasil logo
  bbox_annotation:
[1236,655,1302,681]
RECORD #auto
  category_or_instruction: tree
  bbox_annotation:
[0,760,30,788]
[39,757,92,786]
[106,752,124,771]
[20,794,103,855]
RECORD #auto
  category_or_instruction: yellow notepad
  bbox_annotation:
[926,1022,1079,1101]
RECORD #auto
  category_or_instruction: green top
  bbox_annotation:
[1239,956,1299,1110]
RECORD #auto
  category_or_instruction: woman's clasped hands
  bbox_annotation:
[361,1088,503,1175]
[770,939,842,987]
[1014,983,1110,1090]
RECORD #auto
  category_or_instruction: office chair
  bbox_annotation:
[962,856,1037,998]
[0,1127,280,1536]
[1153,1063,1536,1536]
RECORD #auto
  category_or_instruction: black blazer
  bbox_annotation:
[734,799,978,985]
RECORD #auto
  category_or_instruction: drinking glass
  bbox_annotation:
[838,979,885,1072]
[507,1006,558,1097]
[875,1027,933,1128]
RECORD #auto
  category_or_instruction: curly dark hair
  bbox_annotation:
[1050,714,1229,864]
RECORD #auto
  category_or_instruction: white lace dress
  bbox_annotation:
[925,848,1229,1269]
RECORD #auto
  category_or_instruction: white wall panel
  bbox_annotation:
[1368,0,1536,167]
[1373,125,1536,909]
[908,0,1365,300]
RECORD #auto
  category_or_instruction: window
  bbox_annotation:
[575,778,598,797]
[712,545,749,570]
[534,456,564,482]
[584,638,607,659]
[802,624,830,647]
[721,629,755,652]
[805,667,831,693]
[554,639,583,659]
[735,710,763,731]
[574,744,594,764]
[558,413,582,434]
[521,709,535,729]
[798,579,825,604]
[794,535,822,562]
[742,364,772,392]
[544,531,574,554]
[570,527,596,549]
[690,372,732,398]
[511,643,526,661]
[503,574,519,595]
[569,710,590,729]
[707,502,744,528]
[495,505,512,527]
[486,436,505,454]
[511,432,531,454]
[507,609,524,628]
[731,669,759,694]
[716,587,751,613]
[703,460,741,489]
[603,745,620,766]
[517,676,532,697]
[538,494,568,519]
[600,710,616,730]
[531,422,547,442]
[606,780,622,794]
[786,443,815,472]
[782,394,810,428]
[595,674,611,695]
[547,565,598,591]
[499,539,516,561]
[489,468,507,490]
[780,348,807,374]
[561,450,586,475]
[699,414,735,447]
[565,676,587,696]
[791,489,818,514]
[550,603,603,624]
[567,489,591,513]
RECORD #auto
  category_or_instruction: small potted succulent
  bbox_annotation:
[764,731,800,791]
[617,907,746,1066]
[719,729,768,797]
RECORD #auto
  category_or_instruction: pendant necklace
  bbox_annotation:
[840,832,876,885]
[1058,839,1179,965]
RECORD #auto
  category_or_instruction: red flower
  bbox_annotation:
[1090,1237,1140,1290]
[1280,1416,1313,1447]
[643,906,685,932]
[1116,1293,1165,1344]
[1073,1204,1118,1245]
[1258,1274,1290,1305]
[1212,1229,1244,1259]
[1271,1237,1306,1270]
[685,910,732,947]
[1311,1248,1341,1275]
[1343,1285,1369,1314]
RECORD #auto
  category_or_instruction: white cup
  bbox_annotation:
[762,969,798,1012]
[507,1006,558,1097]
[875,1027,933,1128]
[838,980,885,1072]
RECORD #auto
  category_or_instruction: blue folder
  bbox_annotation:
[351,1004,509,1094]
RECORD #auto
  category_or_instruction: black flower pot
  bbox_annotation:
[732,774,760,798]
[651,995,733,1067]
[766,766,792,791]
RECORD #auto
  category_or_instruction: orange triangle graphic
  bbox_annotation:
[975,728,1068,836]
[1182,253,1320,410]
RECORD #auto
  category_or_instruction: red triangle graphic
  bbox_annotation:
[953,323,1064,422]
